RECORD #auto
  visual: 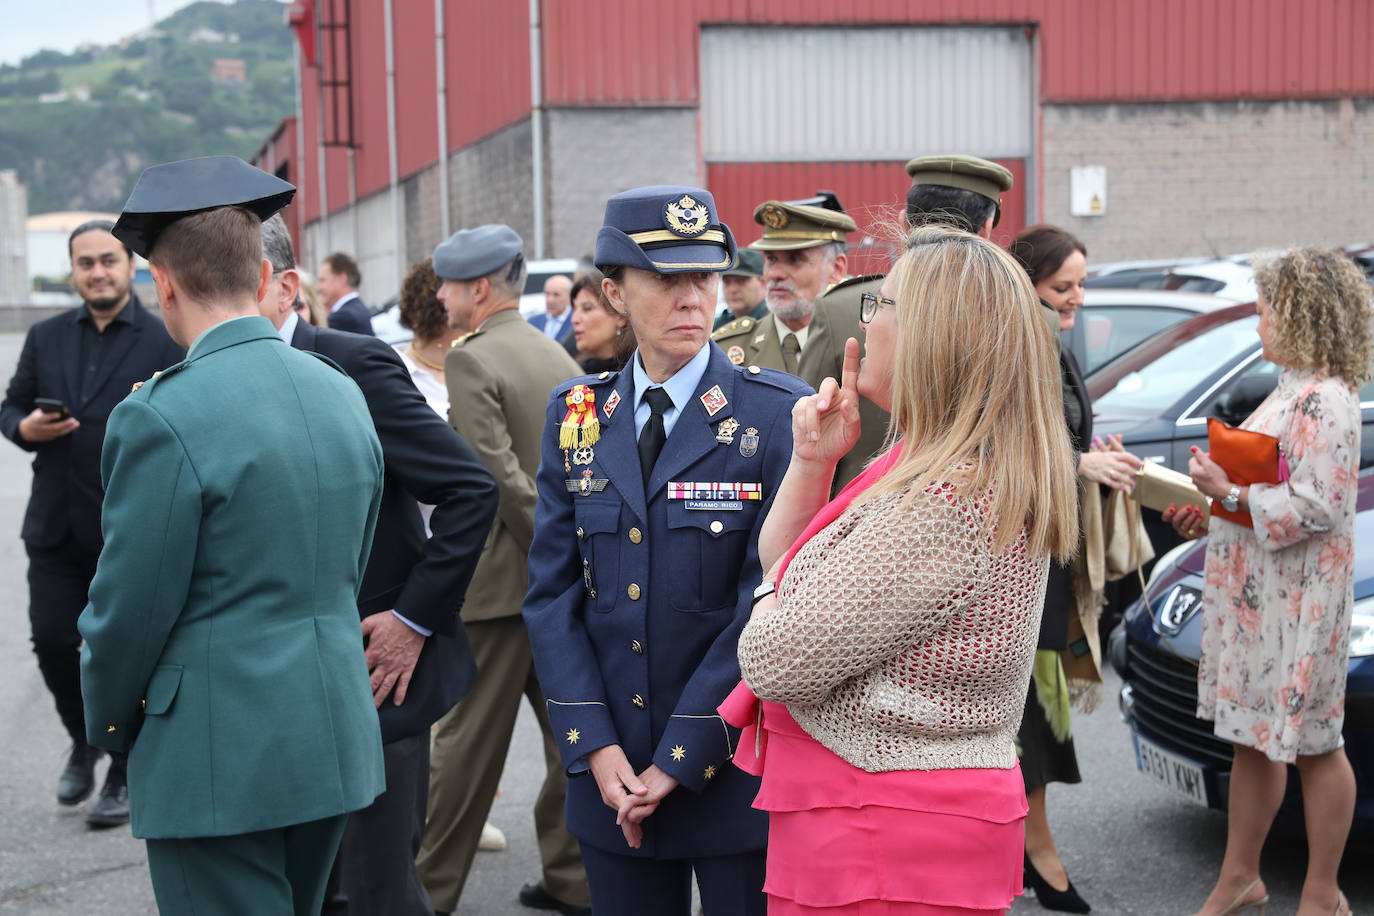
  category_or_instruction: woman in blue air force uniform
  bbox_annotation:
[522,186,810,916]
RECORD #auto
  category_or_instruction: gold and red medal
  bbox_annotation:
[559,384,601,450]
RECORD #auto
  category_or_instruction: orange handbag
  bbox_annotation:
[1206,417,1288,527]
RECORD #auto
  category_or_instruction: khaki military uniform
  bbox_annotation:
[416,308,589,912]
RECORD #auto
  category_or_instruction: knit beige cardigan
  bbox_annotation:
[738,484,1050,774]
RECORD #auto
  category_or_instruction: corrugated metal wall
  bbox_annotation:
[701,27,1033,161]
[543,0,1374,106]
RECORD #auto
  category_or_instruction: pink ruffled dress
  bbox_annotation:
[721,448,1027,915]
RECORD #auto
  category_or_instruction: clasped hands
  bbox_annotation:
[587,744,679,849]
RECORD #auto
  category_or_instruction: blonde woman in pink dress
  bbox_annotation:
[725,226,1080,915]
[1166,248,1371,916]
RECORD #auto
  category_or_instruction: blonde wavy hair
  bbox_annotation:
[1253,248,1373,388]
[861,226,1079,560]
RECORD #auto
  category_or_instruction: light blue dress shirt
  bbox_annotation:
[632,343,711,439]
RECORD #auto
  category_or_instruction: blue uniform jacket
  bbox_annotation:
[523,343,810,859]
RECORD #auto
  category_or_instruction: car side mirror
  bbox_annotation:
[1213,375,1277,426]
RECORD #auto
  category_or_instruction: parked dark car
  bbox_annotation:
[1087,303,1374,473]
[1108,470,1374,832]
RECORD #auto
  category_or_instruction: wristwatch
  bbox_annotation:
[1221,484,1242,513]
[750,580,777,609]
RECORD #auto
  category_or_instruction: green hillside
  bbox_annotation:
[0,0,294,214]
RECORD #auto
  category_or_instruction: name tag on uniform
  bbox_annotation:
[685,499,743,511]
[668,482,762,509]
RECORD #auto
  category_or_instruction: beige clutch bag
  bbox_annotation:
[1129,460,1210,519]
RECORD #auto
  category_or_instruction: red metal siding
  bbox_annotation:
[706,158,1027,274]
[394,1,440,179]
[299,56,321,223]
[351,0,390,201]
[443,0,531,151]
[543,0,1374,106]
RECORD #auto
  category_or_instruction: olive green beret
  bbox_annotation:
[904,154,1014,205]
[748,201,857,252]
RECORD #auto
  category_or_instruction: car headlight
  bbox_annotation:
[1352,596,1374,658]
[1146,540,1197,591]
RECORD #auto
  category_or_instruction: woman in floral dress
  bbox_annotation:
[1166,248,1371,916]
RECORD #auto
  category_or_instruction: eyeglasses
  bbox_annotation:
[859,292,896,324]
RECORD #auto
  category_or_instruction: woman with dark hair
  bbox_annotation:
[1008,224,1143,912]
[568,268,633,373]
[395,257,462,417]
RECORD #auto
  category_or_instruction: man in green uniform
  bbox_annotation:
[710,199,854,374]
[77,156,386,915]
[712,248,768,331]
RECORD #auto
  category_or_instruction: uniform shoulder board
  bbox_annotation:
[710,315,754,340]
[738,363,812,395]
[130,361,188,395]
[821,273,886,297]
[452,329,482,346]
[553,368,620,397]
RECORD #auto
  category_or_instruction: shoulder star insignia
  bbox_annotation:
[565,728,580,745]
[670,745,686,761]
[702,765,716,780]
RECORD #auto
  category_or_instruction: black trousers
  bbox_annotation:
[322,731,433,915]
[579,843,766,916]
[27,537,128,773]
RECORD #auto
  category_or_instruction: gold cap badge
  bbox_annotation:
[664,194,709,237]
[759,204,789,229]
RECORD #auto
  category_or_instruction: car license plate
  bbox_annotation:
[1134,733,1208,806]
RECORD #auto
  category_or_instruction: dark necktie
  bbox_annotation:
[781,332,800,374]
[637,387,674,487]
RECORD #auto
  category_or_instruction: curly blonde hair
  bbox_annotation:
[1254,248,1373,388]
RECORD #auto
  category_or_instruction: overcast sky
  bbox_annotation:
[1,1,202,67]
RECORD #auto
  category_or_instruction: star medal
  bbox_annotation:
[715,417,740,445]
[572,446,595,466]
[559,384,600,450]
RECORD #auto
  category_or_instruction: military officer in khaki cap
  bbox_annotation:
[904,153,1015,236]
[711,197,855,375]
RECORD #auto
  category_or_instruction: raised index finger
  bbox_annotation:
[841,337,860,393]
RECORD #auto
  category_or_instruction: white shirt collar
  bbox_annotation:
[330,290,360,314]
[277,310,300,344]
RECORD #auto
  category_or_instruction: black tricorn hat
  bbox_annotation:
[113,156,296,258]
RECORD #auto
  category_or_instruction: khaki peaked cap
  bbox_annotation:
[748,201,857,252]
[904,154,1014,204]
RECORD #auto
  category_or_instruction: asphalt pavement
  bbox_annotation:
[0,328,1369,915]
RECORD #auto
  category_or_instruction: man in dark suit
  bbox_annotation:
[260,215,498,915]
[319,251,376,335]
[526,273,574,346]
[0,219,184,827]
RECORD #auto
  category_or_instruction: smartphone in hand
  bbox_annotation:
[34,398,70,419]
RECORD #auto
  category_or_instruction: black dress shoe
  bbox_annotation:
[57,743,103,806]
[1024,855,1091,913]
[85,768,130,829]
[518,881,591,916]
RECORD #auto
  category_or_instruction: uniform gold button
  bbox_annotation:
[709,520,724,534]
[628,527,642,544]
[631,694,645,709]
[748,365,761,374]
[627,583,641,600]
[106,725,117,733]
[598,371,610,380]
[577,526,584,539]
[141,699,146,710]
[631,639,643,655]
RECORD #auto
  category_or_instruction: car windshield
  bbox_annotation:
[1094,315,1259,413]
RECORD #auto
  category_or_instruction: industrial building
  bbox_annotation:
[256,0,1374,305]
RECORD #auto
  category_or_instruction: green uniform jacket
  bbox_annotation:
[78,316,387,839]
[445,308,583,622]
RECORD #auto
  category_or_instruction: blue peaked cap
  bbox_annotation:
[595,185,737,274]
[113,156,295,259]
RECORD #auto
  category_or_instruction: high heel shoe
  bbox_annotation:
[1206,878,1268,916]
[1023,854,1091,913]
